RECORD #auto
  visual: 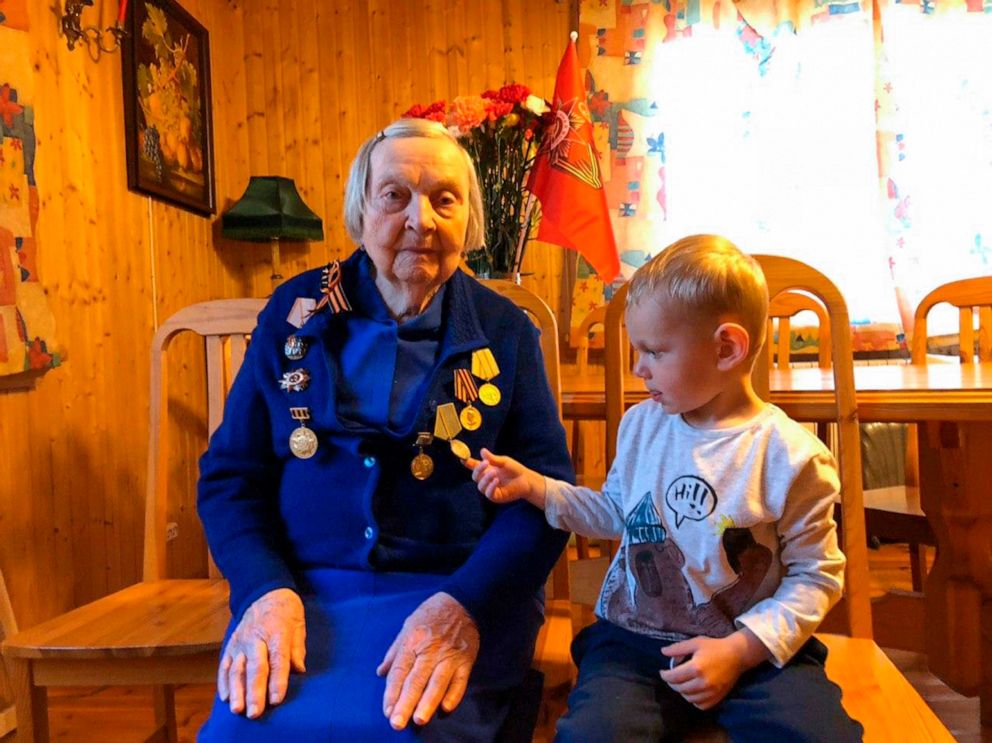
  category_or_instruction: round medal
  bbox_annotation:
[478,383,501,406]
[411,453,434,480]
[289,426,318,459]
[460,405,482,431]
[449,439,471,461]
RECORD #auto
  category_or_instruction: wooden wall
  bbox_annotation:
[0,0,573,629]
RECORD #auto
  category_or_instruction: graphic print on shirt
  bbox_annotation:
[665,475,717,528]
[601,488,773,640]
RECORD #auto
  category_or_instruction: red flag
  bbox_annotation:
[527,34,620,282]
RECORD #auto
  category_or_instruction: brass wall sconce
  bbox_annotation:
[58,0,129,59]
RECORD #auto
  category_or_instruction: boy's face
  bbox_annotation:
[626,296,724,420]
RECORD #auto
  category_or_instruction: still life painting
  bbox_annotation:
[122,0,215,215]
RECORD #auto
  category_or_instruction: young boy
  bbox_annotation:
[467,235,864,741]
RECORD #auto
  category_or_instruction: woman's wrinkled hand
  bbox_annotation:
[217,588,307,719]
[376,591,480,731]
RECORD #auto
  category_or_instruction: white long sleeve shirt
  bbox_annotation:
[545,401,845,667]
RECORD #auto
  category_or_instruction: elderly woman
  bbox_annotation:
[196,118,573,741]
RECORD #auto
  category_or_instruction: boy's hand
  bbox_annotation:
[463,448,547,508]
[659,630,770,710]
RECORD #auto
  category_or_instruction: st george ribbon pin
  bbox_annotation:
[454,369,482,431]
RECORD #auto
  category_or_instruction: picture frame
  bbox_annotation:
[121,0,215,216]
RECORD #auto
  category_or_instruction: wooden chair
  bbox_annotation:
[768,290,833,448]
[568,305,610,560]
[867,277,992,599]
[482,280,576,733]
[767,290,832,370]
[2,298,265,742]
[571,304,607,377]
[769,290,933,598]
[911,276,992,364]
[0,569,18,737]
[602,258,953,739]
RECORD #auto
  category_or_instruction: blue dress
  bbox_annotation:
[197,250,573,740]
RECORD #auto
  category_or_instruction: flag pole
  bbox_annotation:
[513,31,576,275]
[512,191,538,275]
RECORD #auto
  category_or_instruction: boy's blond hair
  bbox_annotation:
[627,234,769,362]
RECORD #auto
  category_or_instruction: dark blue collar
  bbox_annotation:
[297,250,490,360]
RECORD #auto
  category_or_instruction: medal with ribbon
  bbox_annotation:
[288,407,318,459]
[411,432,435,480]
[454,369,482,431]
[471,348,502,406]
[434,403,471,461]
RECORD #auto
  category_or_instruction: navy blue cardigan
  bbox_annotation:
[198,251,573,637]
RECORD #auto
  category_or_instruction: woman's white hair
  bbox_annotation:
[343,118,484,251]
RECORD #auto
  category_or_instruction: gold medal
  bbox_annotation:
[434,403,472,461]
[460,405,482,431]
[450,439,471,461]
[434,403,463,441]
[471,349,502,407]
[288,407,318,459]
[411,452,434,480]
[289,426,318,459]
[478,383,501,406]
[453,369,483,430]
[411,432,434,480]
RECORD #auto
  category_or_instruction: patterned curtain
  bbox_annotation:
[575,0,991,351]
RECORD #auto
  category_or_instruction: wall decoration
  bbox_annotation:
[0,26,63,378]
[121,0,215,215]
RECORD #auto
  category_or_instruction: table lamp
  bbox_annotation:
[221,176,324,288]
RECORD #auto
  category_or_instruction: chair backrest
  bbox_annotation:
[484,280,562,414]
[751,255,872,639]
[144,299,266,582]
[768,291,832,369]
[0,569,17,736]
[910,276,992,364]
[571,305,607,376]
[602,258,872,639]
[483,280,567,601]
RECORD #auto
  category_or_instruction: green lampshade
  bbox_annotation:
[221,176,324,242]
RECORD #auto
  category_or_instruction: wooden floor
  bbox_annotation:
[1,544,987,742]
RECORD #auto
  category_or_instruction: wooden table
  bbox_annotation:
[562,363,992,724]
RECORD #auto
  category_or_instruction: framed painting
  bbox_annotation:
[121,0,215,216]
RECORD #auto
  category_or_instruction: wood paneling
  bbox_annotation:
[0,0,572,630]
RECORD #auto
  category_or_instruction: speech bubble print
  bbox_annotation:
[665,475,717,528]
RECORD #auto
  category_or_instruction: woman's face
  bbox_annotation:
[361,136,471,290]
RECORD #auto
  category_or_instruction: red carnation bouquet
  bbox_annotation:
[403,84,548,276]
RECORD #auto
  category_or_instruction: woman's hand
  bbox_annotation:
[658,629,769,710]
[464,448,547,508]
[377,591,480,731]
[217,588,307,719]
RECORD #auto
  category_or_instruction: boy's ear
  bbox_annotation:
[713,322,751,370]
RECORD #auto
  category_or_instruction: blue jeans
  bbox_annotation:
[556,620,864,742]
